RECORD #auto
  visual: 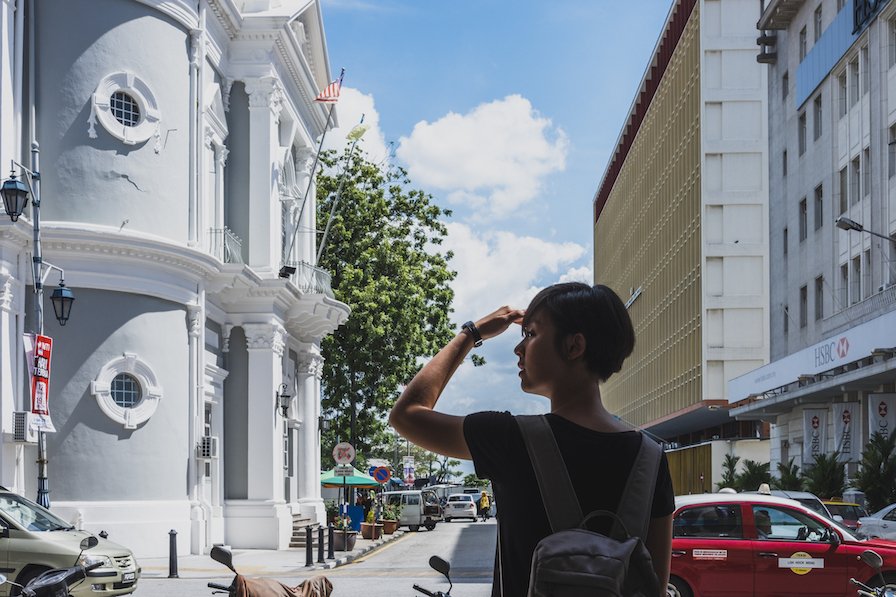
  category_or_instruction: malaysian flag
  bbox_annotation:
[315,69,344,103]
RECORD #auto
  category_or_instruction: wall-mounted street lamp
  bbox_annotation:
[276,383,292,418]
[1,143,77,508]
[835,216,896,245]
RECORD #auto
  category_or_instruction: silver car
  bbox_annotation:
[857,502,896,540]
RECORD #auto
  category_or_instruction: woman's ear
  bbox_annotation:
[564,332,586,360]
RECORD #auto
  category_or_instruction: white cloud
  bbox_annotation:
[396,95,568,217]
[443,222,585,320]
[320,87,391,164]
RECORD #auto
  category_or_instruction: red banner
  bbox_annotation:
[31,334,52,416]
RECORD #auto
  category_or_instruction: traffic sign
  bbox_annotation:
[368,466,377,477]
[332,442,355,464]
[334,465,354,477]
[372,466,391,484]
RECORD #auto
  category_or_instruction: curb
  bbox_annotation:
[314,530,406,570]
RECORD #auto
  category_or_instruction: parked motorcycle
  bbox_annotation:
[851,549,896,597]
[207,545,332,597]
[0,537,103,597]
[412,555,453,597]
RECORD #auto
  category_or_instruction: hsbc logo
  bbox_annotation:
[842,410,851,424]
[815,336,850,368]
[837,337,849,359]
[812,415,820,429]
[881,402,889,418]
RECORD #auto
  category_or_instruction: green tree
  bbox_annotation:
[716,454,740,491]
[801,452,846,499]
[771,458,803,491]
[854,431,896,513]
[734,459,771,492]
[463,474,490,488]
[316,150,456,456]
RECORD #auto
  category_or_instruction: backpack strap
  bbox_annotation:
[517,415,583,532]
[611,433,662,540]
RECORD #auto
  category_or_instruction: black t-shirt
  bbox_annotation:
[463,411,675,597]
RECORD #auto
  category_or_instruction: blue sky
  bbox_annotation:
[319,0,673,473]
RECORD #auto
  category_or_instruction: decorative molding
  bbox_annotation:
[0,273,13,312]
[245,77,284,121]
[190,29,204,69]
[90,353,163,430]
[88,71,162,150]
[187,304,203,338]
[243,322,286,356]
[296,350,323,378]
[222,78,234,112]
[296,147,315,176]
[217,146,230,168]
[222,324,233,353]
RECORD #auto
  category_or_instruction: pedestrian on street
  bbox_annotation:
[478,491,490,522]
[389,282,674,597]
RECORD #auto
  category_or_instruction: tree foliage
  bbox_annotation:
[316,150,456,456]
[734,459,771,492]
[854,431,896,513]
[716,454,740,491]
[463,474,490,488]
[801,452,846,499]
[771,458,803,491]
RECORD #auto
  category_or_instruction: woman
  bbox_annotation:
[389,282,674,596]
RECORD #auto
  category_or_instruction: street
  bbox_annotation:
[133,519,497,596]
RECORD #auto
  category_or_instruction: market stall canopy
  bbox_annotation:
[321,466,379,488]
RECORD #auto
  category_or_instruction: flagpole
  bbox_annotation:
[316,115,365,263]
[280,68,344,276]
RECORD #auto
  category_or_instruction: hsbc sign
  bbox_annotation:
[729,309,896,402]
[814,336,850,368]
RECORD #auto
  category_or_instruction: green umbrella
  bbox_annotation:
[320,466,379,488]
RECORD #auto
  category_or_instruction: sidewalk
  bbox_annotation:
[138,530,407,579]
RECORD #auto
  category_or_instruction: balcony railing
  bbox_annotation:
[281,261,334,298]
[209,227,244,264]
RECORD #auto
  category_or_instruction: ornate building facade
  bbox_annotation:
[0,0,348,557]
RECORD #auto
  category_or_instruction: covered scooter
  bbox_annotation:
[207,546,333,597]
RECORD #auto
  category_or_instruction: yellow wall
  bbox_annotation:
[667,443,712,496]
[595,6,702,428]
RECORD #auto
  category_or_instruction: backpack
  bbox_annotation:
[516,415,662,597]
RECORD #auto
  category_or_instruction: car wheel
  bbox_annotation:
[445,517,451,522]
[425,522,436,531]
[667,576,692,597]
[13,566,51,597]
[409,524,420,532]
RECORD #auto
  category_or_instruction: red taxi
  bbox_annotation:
[669,493,896,597]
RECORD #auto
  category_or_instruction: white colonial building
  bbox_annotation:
[0,0,348,557]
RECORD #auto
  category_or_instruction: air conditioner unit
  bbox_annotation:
[197,435,219,460]
[13,411,38,443]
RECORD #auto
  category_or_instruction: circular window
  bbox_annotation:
[110,91,141,127]
[91,353,162,429]
[111,373,142,408]
[89,71,161,146]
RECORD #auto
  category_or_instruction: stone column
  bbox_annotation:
[0,272,23,491]
[295,147,316,262]
[296,348,323,520]
[244,77,283,272]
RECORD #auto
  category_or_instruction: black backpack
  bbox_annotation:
[516,415,662,597]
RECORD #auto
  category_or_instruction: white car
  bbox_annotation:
[443,494,477,522]
[857,502,896,540]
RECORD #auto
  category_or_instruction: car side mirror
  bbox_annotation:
[829,528,841,546]
[0,525,8,539]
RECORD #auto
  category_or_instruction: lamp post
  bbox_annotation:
[835,216,896,245]
[1,142,76,508]
[276,383,291,418]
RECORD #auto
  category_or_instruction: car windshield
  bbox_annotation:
[0,493,73,531]
[827,504,867,519]
[794,498,829,517]
[448,495,471,502]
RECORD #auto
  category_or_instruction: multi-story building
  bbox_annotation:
[0,0,348,556]
[731,0,896,478]
[593,0,772,492]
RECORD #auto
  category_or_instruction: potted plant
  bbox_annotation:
[360,509,383,540]
[331,515,357,551]
[378,502,401,534]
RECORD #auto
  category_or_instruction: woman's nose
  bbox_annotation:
[513,340,524,355]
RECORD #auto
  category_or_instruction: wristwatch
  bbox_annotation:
[461,321,483,347]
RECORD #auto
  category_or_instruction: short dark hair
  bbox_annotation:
[523,282,635,381]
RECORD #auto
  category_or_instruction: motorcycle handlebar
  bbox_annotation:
[412,584,436,597]
[83,562,105,573]
[208,582,231,592]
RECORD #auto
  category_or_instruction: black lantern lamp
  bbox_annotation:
[1,171,30,221]
[276,383,291,417]
[50,282,75,326]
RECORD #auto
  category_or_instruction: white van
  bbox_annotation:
[381,489,442,531]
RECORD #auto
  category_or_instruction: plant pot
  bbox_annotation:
[332,530,357,551]
[379,519,399,534]
[360,522,383,540]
